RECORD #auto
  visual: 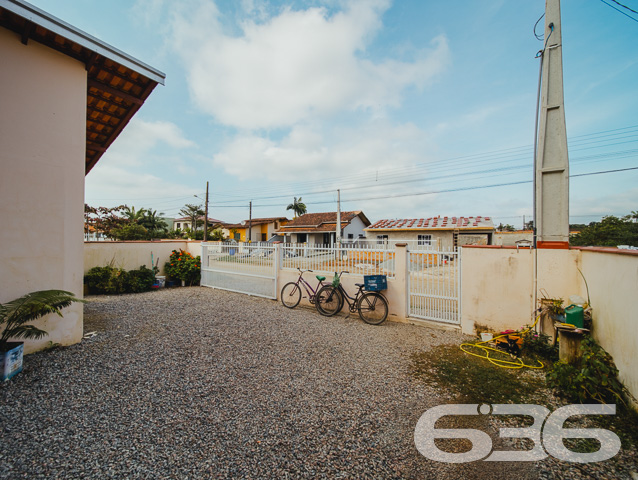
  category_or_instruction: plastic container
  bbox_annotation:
[155,276,166,288]
[364,275,387,291]
[565,304,584,329]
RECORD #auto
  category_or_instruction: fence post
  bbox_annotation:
[274,243,281,299]
[394,243,409,321]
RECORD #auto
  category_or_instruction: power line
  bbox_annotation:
[599,0,638,23]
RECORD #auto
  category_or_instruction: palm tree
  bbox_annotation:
[122,206,147,224]
[286,197,307,218]
[179,204,205,231]
[140,209,168,232]
[1,290,85,350]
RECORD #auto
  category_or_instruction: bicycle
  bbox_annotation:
[315,271,389,325]
[280,268,329,309]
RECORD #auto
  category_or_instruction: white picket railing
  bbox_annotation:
[408,247,461,324]
[201,243,278,299]
[280,243,395,277]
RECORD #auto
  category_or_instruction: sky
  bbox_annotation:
[28,0,638,228]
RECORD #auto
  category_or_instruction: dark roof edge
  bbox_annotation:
[1,0,166,84]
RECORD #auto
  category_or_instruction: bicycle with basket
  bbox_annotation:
[315,271,389,325]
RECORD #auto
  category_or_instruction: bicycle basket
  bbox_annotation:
[363,275,387,291]
[331,273,341,287]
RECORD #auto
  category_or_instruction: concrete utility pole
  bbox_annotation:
[535,0,570,248]
[248,201,252,243]
[203,181,209,242]
[336,189,341,246]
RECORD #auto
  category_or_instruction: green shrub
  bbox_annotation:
[546,336,628,404]
[124,266,156,293]
[521,328,558,363]
[85,265,156,294]
[164,249,201,285]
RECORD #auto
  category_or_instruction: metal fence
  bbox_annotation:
[408,247,461,324]
[280,243,396,277]
[201,243,278,299]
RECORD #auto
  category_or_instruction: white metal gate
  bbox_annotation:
[201,243,278,299]
[408,247,461,324]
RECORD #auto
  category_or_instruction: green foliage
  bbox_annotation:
[208,228,225,241]
[179,204,205,231]
[1,290,85,349]
[85,265,157,295]
[497,223,516,232]
[164,250,201,285]
[110,223,149,240]
[125,266,157,293]
[570,214,638,247]
[521,328,558,363]
[286,197,307,218]
[546,336,628,404]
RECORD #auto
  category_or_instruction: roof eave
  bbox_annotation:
[1,0,165,84]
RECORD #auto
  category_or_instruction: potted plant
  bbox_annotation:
[1,290,84,381]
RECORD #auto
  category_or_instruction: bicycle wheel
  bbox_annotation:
[281,282,301,308]
[357,292,388,325]
[315,285,343,317]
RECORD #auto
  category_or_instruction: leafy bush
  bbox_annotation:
[124,266,156,293]
[110,224,149,241]
[521,328,558,362]
[164,250,201,285]
[546,336,628,404]
[85,265,156,294]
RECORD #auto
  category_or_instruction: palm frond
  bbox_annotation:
[1,290,85,346]
[3,324,49,341]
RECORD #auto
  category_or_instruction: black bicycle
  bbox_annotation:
[280,268,328,309]
[315,271,388,325]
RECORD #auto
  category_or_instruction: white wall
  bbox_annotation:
[580,248,638,401]
[0,28,86,353]
[84,241,202,275]
[460,245,637,401]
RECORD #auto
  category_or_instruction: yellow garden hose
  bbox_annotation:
[459,314,545,369]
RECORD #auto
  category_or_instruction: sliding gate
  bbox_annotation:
[201,243,278,299]
[408,247,461,325]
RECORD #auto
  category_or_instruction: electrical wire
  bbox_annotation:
[610,0,638,14]
[534,13,545,40]
[599,0,638,23]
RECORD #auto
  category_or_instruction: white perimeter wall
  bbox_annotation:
[0,28,86,353]
[461,246,638,401]
[84,241,202,275]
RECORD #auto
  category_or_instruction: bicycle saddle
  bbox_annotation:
[316,275,326,282]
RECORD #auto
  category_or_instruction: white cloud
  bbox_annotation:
[171,0,449,129]
[212,121,431,183]
[101,118,195,168]
[85,118,198,208]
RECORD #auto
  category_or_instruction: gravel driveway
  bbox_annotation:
[0,287,626,479]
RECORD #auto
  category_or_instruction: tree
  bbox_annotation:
[140,209,169,237]
[286,197,307,218]
[497,223,515,232]
[570,215,638,247]
[122,205,147,224]
[179,204,205,231]
[84,204,128,239]
[110,224,148,241]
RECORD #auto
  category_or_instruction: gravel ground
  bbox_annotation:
[0,287,635,479]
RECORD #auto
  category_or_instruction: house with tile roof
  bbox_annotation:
[223,217,289,242]
[172,216,225,232]
[365,216,495,249]
[276,211,370,245]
